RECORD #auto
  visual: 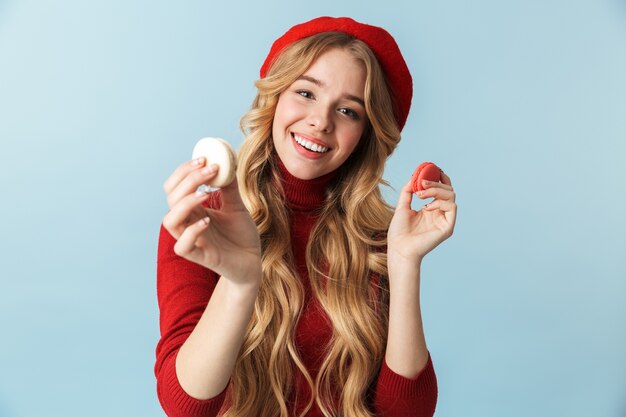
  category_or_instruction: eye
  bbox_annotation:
[338,107,360,120]
[296,90,314,99]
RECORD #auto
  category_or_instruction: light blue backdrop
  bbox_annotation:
[1,1,624,416]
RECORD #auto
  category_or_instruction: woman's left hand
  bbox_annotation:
[387,171,457,264]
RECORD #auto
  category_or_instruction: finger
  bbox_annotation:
[423,199,455,212]
[395,180,414,211]
[167,163,220,209]
[174,216,211,258]
[416,186,455,202]
[423,200,457,229]
[439,170,453,187]
[163,190,212,239]
[163,157,206,194]
[421,179,453,191]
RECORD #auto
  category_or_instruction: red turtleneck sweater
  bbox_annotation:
[155,163,438,416]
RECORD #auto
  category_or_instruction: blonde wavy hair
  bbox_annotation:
[225,32,402,417]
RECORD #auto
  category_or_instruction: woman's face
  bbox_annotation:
[272,47,367,180]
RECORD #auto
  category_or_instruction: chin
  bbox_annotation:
[285,161,325,180]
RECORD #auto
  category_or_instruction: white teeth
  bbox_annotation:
[293,134,329,153]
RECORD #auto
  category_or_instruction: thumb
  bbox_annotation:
[396,180,414,212]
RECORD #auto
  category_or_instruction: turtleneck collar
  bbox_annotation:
[276,157,338,210]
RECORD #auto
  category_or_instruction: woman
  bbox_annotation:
[156,16,457,417]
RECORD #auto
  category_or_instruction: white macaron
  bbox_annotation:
[192,137,237,188]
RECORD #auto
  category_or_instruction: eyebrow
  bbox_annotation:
[296,75,365,108]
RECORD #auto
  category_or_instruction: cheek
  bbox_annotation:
[340,125,365,155]
[274,95,301,129]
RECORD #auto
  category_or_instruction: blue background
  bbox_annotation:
[1,1,625,416]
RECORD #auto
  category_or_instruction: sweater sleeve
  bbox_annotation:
[372,351,438,417]
[154,221,227,417]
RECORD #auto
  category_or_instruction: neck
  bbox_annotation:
[276,157,338,210]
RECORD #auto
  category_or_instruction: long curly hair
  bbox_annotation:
[224,32,402,417]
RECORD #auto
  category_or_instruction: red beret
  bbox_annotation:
[260,16,413,131]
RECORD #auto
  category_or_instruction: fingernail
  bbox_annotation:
[422,179,430,185]
[201,164,217,175]
[192,157,205,166]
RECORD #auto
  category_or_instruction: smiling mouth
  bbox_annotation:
[291,133,330,153]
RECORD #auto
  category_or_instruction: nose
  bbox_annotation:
[306,106,333,134]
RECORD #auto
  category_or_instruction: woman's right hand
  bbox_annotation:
[162,157,262,288]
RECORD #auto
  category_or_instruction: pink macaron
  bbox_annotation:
[411,162,442,193]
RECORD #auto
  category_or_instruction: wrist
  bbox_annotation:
[388,252,422,285]
[222,273,262,298]
[388,250,423,271]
